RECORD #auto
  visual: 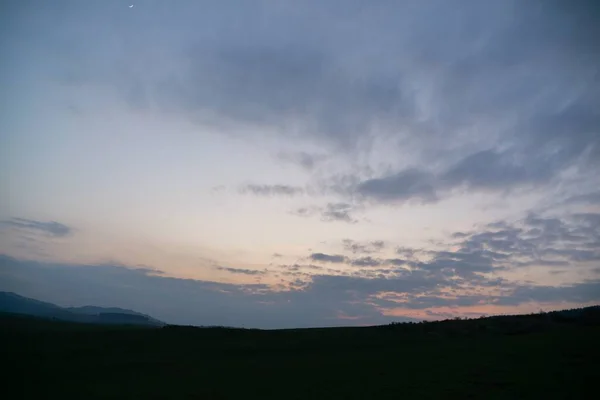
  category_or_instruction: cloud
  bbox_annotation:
[155,41,414,150]
[4,1,600,326]
[351,257,383,267]
[309,253,347,263]
[496,280,600,306]
[216,266,266,276]
[440,149,553,191]
[276,151,327,171]
[0,255,411,328]
[346,142,587,204]
[3,246,598,329]
[62,4,582,133]
[290,206,319,218]
[240,184,304,197]
[1,218,72,237]
[396,247,420,259]
[279,264,324,274]
[306,208,591,277]
[291,203,359,224]
[311,267,600,310]
[371,241,386,250]
[34,1,597,198]
[320,202,357,223]
[37,0,597,208]
[293,210,600,294]
[342,239,385,254]
[356,169,437,204]
[386,258,408,267]
[444,212,600,270]
[303,251,410,270]
[565,191,600,206]
[414,249,505,278]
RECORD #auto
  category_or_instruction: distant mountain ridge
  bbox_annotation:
[0,292,165,326]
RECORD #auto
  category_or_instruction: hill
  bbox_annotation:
[1,305,598,399]
[0,292,164,327]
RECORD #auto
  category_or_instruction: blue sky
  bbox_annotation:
[1,0,599,328]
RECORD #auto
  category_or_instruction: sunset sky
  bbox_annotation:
[1,0,599,328]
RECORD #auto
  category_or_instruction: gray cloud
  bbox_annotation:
[290,203,359,224]
[4,1,600,326]
[356,169,438,204]
[396,247,420,259]
[279,264,324,273]
[155,42,414,150]
[441,149,553,191]
[320,202,357,223]
[565,191,600,206]
[496,280,600,306]
[371,241,385,251]
[414,249,506,279]
[18,0,594,209]
[348,142,587,204]
[3,245,598,329]
[240,184,304,197]
[1,218,72,238]
[308,270,600,311]
[216,266,266,276]
[0,255,412,328]
[309,211,600,287]
[34,0,597,205]
[303,250,411,270]
[309,253,347,263]
[351,257,383,268]
[446,212,600,271]
[276,151,327,171]
[48,1,598,169]
[386,258,408,267]
[290,207,317,218]
[342,239,385,254]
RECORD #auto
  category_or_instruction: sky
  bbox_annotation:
[0,0,599,329]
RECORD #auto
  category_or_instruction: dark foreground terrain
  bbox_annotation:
[3,308,599,399]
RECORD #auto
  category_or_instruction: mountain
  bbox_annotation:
[67,305,144,316]
[67,305,165,325]
[0,292,75,320]
[0,292,165,326]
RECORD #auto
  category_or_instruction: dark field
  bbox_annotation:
[3,311,599,399]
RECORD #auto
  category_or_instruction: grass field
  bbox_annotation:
[3,311,598,399]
